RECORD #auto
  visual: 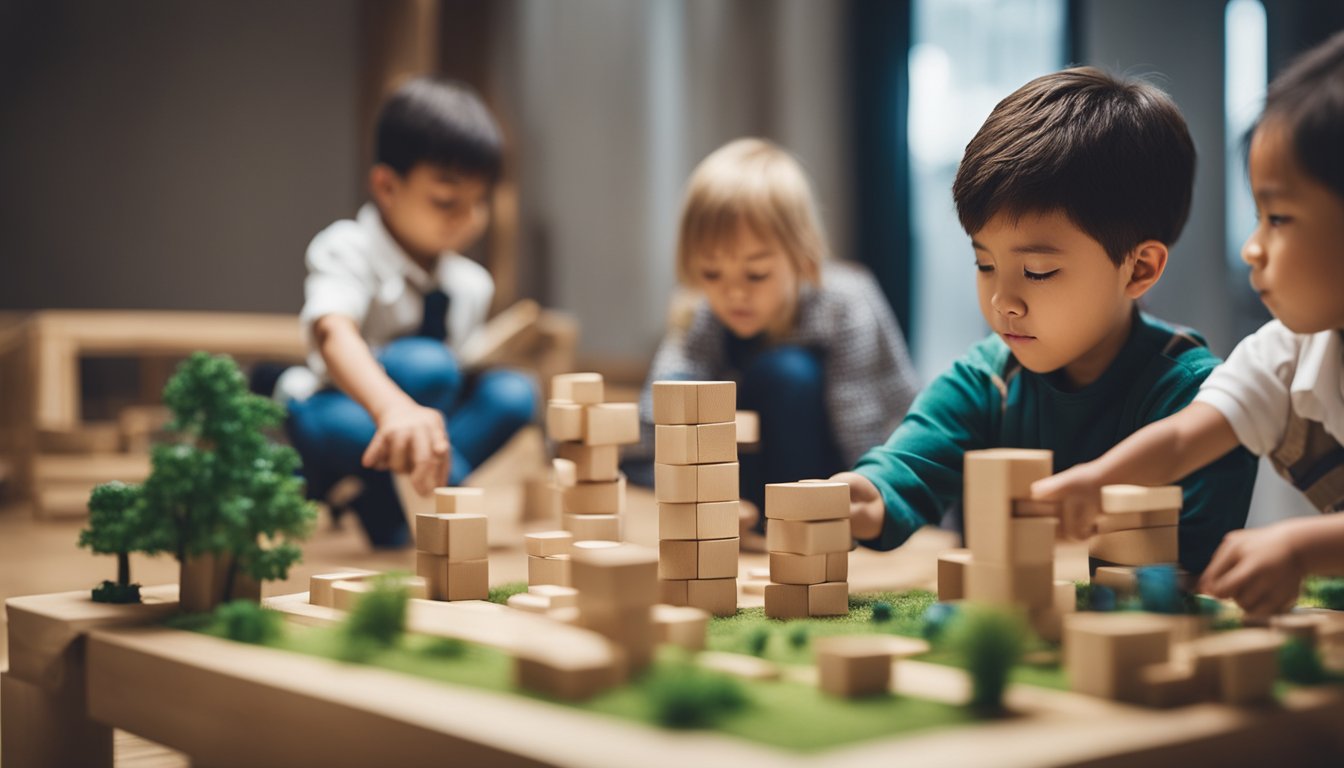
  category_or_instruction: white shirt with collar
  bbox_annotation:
[1194,320,1344,455]
[281,203,494,403]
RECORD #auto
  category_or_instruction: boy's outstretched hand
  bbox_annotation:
[1199,524,1306,619]
[363,399,451,496]
[830,471,885,541]
[1030,463,1105,540]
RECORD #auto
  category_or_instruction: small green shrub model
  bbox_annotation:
[786,624,809,650]
[80,482,147,603]
[1279,637,1327,685]
[744,626,771,656]
[215,600,284,644]
[870,601,893,623]
[342,574,411,657]
[946,606,1026,713]
[646,658,748,728]
[1302,577,1344,610]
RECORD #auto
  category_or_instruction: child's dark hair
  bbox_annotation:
[953,67,1195,265]
[1258,29,1344,199]
[375,76,503,183]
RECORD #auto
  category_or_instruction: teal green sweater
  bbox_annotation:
[853,312,1256,574]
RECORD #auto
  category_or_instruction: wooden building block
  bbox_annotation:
[654,462,739,503]
[445,559,488,601]
[658,539,698,580]
[770,551,827,585]
[937,549,972,601]
[964,448,1053,565]
[965,560,1052,607]
[826,552,849,582]
[433,486,485,515]
[514,655,621,701]
[332,576,429,611]
[697,537,739,579]
[1100,484,1184,514]
[659,503,700,540]
[658,500,740,541]
[1096,507,1180,534]
[562,513,621,542]
[571,544,658,608]
[528,554,571,587]
[1141,662,1202,708]
[735,410,760,444]
[652,604,709,650]
[529,585,578,610]
[546,400,584,441]
[810,582,849,616]
[1188,629,1283,704]
[651,381,736,425]
[687,578,737,616]
[415,513,488,560]
[583,403,639,446]
[766,518,852,555]
[1090,526,1178,566]
[507,593,552,614]
[764,583,809,619]
[1010,517,1057,565]
[654,422,737,465]
[1271,613,1328,647]
[572,540,623,553]
[1029,579,1079,643]
[562,476,625,515]
[659,579,689,606]
[1093,566,1139,596]
[764,481,850,521]
[815,636,894,697]
[2,670,113,768]
[1012,499,1059,517]
[551,372,604,404]
[556,442,619,482]
[525,530,574,558]
[309,569,378,608]
[1063,613,1173,702]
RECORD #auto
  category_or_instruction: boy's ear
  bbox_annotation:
[1124,240,1168,299]
[368,164,400,209]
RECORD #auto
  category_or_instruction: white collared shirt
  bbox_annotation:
[1195,320,1344,455]
[284,203,494,401]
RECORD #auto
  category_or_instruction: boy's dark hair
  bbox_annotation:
[953,67,1195,265]
[1258,29,1344,199]
[375,76,503,182]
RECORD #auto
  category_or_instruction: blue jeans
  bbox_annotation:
[738,345,843,527]
[287,337,537,548]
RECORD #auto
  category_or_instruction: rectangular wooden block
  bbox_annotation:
[1090,526,1178,566]
[654,422,738,465]
[1100,484,1184,514]
[546,400,584,442]
[965,560,1052,608]
[815,637,893,697]
[571,544,659,608]
[764,583,809,619]
[735,410,760,444]
[309,569,378,608]
[770,551,827,585]
[529,585,578,609]
[528,554,571,586]
[583,403,639,446]
[445,559,488,601]
[551,372,604,404]
[333,576,429,610]
[507,593,552,614]
[562,476,625,515]
[552,458,577,488]
[697,537,739,580]
[2,670,112,768]
[659,579,689,606]
[1010,517,1057,565]
[415,513,488,560]
[809,582,849,616]
[432,487,485,515]
[1093,565,1139,595]
[659,539,698,580]
[1064,613,1173,702]
[556,442,619,482]
[525,530,574,557]
[937,549,972,601]
[826,552,849,582]
[651,381,736,425]
[1188,628,1283,704]
[660,501,740,540]
[1141,662,1202,708]
[652,604,709,650]
[764,481,850,521]
[562,513,622,542]
[1096,507,1180,534]
[687,577,737,617]
[766,518,852,555]
[658,503,699,540]
[654,462,739,503]
[964,448,1053,566]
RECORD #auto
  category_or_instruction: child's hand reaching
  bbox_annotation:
[830,472,885,541]
[363,399,451,496]
[1199,525,1305,619]
[1030,463,1104,540]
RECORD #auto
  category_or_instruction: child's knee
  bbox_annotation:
[380,337,462,401]
[477,370,538,428]
[746,345,825,401]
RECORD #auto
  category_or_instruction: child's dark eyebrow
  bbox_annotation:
[1011,243,1063,255]
[745,250,774,261]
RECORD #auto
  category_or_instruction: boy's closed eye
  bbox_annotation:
[746,271,771,282]
[699,270,723,282]
[1024,268,1059,282]
[432,198,461,212]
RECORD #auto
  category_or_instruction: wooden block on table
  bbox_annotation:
[697,537,739,580]
[514,654,621,701]
[964,448,1053,565]
[735,410,760,444]
[529,584,578,609]
[652,604,709,650]
[654,462,739,503]
[937,549,972,601]
[572,539,623,554]
[1188,628,1283,704]
[551,372,604,404]
[655,422,738,465]
[1029,579,1079,642]
[1141,662,1202,708]
[525,530,574,558]
[652,380,736,425]
[414,513,488,560]
[1063,613,1173,702]
[1093,565,1138,595]
[826,551,848,582]
[687,577,737,616]
[332,576,429,611]
[659,579,689,606]
[552,458,577,488]
[508,592,552,614]
[764,583,809,619]
[528,554,572,587]
[1010,517,1057,565]
[815,636,894,697]
[1012,499,1059,517]
[1090,526,1178,566]
[309,569,378,608]
[764,481,850,521]
[556,442,619,482]
[1096,507,1180,534]
[770,551,827,585]
[965,560,1052,607]
[1271,613,1328,647]
[1100,484,1184,514]
[571,544,658,608]
[546,400,584,442]
[658,501,739,541]
[562,513,621,542]
[766,518,852,556]
[809,582,849,616]
[583,403,639,446]
[659,503,700,540]
[659,539,698,580]
[445,559,488,601]
[433,486,485,515]
[562,475,625,515]
[2,670,112,768]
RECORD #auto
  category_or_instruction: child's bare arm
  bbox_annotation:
[830,471,886,541]
[1200,515,1344,618]
[1031,403,1241,539]
[314,314,450,494]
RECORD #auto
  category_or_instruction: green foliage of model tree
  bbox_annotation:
[786,624,809,650]
[946,606,1026,714]
[79,481,147,603]
[1279,637,1327,685]
[646,657,748,729]
[744,626,771,656]
[1303,577,1344,610]
[215,600,284,644]
[341,574,410,659]
[870,601,893,623]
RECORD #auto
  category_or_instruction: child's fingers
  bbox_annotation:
[1198,541,1240,594]
[1207,555,1258,600]
[389,432,413,474]
[409,430,434,495]
[362,433,387,470]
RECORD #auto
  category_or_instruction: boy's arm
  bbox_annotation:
[1201,515,1344,618]
[1031,402,1242,539]
[314,314,449,495]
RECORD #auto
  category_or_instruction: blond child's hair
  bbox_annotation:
[675,138,830,286]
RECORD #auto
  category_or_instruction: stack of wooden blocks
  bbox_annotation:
[525,530,575,587]
[762,481,852,618]
[572,543,660,676]
[651,380,740,617]
[414,487,489,601]
[1090,484,1182,596]
[545,372,639,543]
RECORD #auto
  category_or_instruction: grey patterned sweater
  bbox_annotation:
[638,261,920,466]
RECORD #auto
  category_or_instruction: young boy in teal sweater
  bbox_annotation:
[831,67,1258,575]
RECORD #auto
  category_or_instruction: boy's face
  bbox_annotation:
[1243,123,1344,334]
[691,224,801,339]
[972,210,1156,388]
[371,163,490,266]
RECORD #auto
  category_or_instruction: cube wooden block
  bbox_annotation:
[1012,499,1059,517]
[1089,526,1177,566]
[514,655,620,701]
[697,537,739,580]
[1271,613,1328,647]
[654,462,739,503]
[562,513,621,542]
[735,410,760,444]
[965,560,1052,607]
[1063,613,1173,702]
[1096,507,1180,534]
[1010,517,1057,565]
[652,380,736,425]
[1141,662,1202,708]
[415,513,487,560]
[562,476,625,515]
[964,448,1053,565]
[1188,628,1283,704]
[659,539,698,580]
[530,584,579,609]
[1100,484,1184,514]
[659,579,689,606]
[309,569,378,608]
[432,486,486,515]
[528,554,572,586]
[657,500,739,541]
[815,636,894,697]
[1093,565,1139,595]
[764,583,810,619]
[937,549,972,601]
[687,577,737,616]
[1029,579,1079,642]
[546,400,585,441]
[551,372,604,404]
[571,544,659,608]
[826,552,848,582]
[763,481,849,522]
[769,551,827,585]
[655,422,737,465]
[415,554,485,601]
[556,442,620,482]
[766,518,852,556]
[333,576,429,610]
[583,403,639,446]
[525,530,575,558]
[508,593,552,614]
[652,604,710,650]
[809,582,849,616]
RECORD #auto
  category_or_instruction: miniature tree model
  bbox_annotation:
[79,481,148,603]
[947,606,1026,714]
